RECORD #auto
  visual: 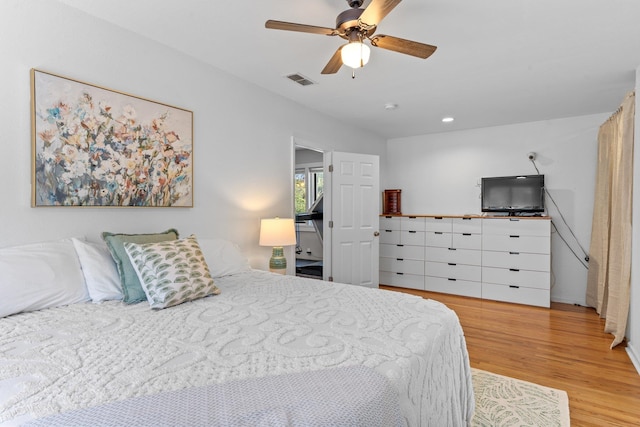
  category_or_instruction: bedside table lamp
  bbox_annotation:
[259,217,297,274]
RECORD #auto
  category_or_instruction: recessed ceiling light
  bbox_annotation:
[442,117,454,123]
[384,103,398,110]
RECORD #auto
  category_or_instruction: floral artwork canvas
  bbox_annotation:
[31,69,193,207]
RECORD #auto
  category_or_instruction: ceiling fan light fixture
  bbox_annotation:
[341,41,370,69]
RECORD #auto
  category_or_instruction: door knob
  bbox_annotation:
[374,231,380,237]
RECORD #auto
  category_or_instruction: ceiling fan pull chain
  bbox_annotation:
[352,70,356,79]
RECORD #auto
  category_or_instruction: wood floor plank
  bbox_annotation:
[380,286,640,426]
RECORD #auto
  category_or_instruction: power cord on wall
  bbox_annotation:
[531,158,590,269]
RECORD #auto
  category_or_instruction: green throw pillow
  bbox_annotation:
[124,235,220,309]
[102,229,179,304]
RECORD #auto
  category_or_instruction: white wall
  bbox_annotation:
[628,65,640,374]
[0,0,386,270]
[385,114,609,305]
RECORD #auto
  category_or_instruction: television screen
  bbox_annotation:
[481,175,545,214]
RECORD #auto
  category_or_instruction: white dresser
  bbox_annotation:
[379,215,551,308]
[481,217,551,307]
[379,216,425,290]
[424,217,482,298]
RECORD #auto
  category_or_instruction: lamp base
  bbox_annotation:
[269,246,287,275]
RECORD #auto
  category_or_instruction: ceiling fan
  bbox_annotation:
[265,0,437,75]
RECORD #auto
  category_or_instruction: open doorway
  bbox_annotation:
[291,143,380,286]
[294,146,324,279]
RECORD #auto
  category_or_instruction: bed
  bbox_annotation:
[0,235,474,426]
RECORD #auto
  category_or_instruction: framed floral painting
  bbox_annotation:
[30,69,193,207]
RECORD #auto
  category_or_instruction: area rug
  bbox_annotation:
[471,368,570,427]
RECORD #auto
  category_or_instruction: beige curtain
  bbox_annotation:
[586,91,635,348]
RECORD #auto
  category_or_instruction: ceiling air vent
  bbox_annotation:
[285,73,315,86]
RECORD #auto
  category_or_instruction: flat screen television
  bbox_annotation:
[481,175,545,215]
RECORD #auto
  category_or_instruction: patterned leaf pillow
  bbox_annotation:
[123,235,220,309]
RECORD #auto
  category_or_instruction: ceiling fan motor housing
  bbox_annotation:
[336,8,376,39]
[347,0,364,8]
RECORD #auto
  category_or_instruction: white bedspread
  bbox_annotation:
[0,270,473,426]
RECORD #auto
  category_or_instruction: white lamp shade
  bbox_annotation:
[341,42,371,69]
[259,218,296,247]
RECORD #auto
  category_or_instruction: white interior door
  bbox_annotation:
[324,151,380,287]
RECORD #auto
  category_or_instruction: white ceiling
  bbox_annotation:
[57,0,640,139]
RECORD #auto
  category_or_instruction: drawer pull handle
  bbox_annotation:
[396,258,404,261]
[448,263,457,266]
[409,230,417,234]
[509,251,520,255]
[435,217,443,220]
[509,285,520,289]
[385,229,393,232]
[396,272,404,276]
[408,216,417,219]
[462,233,471,236]
[462,217,471,220]
[509,218,520,222]
[396,244,404,247]
[434,232,443,235]
[509,235,520,238]
[509,268,520,272]
[448,247,457,251]
[448,278,457,281]
[385,216,393,219]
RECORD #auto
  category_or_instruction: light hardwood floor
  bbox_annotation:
[380,286,640,427]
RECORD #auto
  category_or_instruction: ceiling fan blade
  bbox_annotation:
[265,20,337,36]
[321,47,344,74]
[359,0,402,27]
[370,34,437,59]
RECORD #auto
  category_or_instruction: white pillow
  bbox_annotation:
[72,238,123,302]
[0,239,89,318]
[197,238,251,277]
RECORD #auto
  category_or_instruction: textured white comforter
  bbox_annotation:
[0,270,474,426]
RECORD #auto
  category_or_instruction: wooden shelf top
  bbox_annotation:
[380,214,551,220]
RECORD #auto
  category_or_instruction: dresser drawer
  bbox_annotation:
[380,258,425,275]
[379,271,424,290]
[426,261,481,282]
[425,246,482,266]
[380,244,425,260]
[482,251,550,271]
[452,233,482,250]
[482,234,550,254]
[401,230,425,246]
[425,217,453,233]
[425,276,481,298]
[425,231,452,248]
[482,282,550,307]
[452,217,482,234]
[401,216,426,231]
[482,266,550,290]
[483,218,550,237]
[380,229,400,244]
[482,251,551,271]
[380,216,401,230]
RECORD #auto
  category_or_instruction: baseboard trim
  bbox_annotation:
[550,297,587,306]
[626,341,640,376]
